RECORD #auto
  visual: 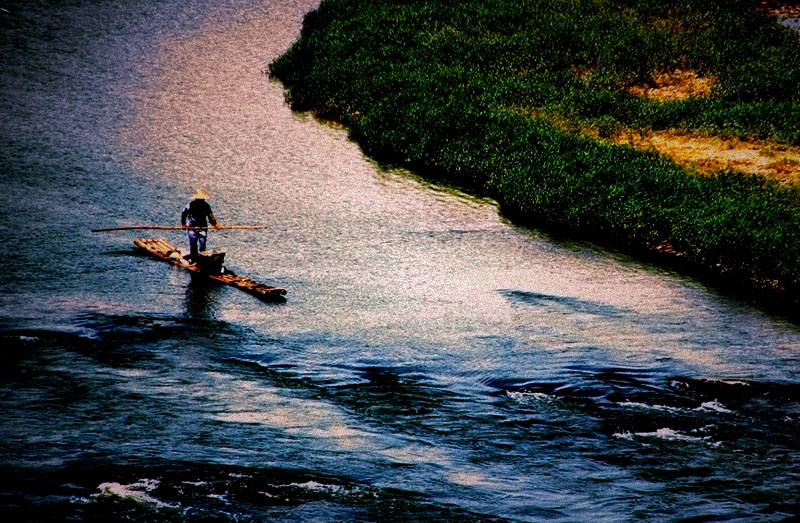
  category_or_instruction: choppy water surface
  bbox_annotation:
[1,1,798,521]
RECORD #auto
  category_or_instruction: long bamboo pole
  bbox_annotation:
[91,225,265,232]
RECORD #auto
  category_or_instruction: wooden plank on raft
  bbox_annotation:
[133,238,287,303]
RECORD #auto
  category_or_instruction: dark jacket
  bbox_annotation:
[181,199,217,228]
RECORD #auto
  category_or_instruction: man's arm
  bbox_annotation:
[181,204,190,226]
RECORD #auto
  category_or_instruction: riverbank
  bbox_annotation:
[270,0,800,309]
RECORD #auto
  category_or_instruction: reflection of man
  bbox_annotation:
[180,188,218,262]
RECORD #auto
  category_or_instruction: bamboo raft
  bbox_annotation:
[133,238,287,303]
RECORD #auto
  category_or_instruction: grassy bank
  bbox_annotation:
[270,0,800,303]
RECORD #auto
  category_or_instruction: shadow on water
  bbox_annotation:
[324,365,473,433]
[3,311,244,368]
[500,289,631,319]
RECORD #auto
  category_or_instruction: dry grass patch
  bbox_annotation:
[757,1,800,19]
[611,129,800,185]
[526,109,800,185]
[626,68,715,101]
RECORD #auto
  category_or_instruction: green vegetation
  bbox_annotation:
[270,0,800,301]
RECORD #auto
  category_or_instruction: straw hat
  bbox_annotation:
[192,188,210,200]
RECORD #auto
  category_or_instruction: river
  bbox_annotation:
[1,1,798,521]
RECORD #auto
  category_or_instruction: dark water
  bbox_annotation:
[1,1,799,521]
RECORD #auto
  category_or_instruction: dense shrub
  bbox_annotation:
[271,0,800,298]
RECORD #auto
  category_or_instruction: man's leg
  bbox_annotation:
[188,230,199,260]
[197,231,207,253]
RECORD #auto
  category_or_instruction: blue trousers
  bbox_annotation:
[188,229,207,258]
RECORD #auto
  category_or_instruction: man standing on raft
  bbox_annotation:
[181,188,219,263]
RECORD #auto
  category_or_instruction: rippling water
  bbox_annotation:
[1,1,799,521]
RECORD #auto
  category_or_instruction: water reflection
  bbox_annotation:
[184,274,223,319]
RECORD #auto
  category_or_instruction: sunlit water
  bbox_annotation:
[1,1,798,521]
